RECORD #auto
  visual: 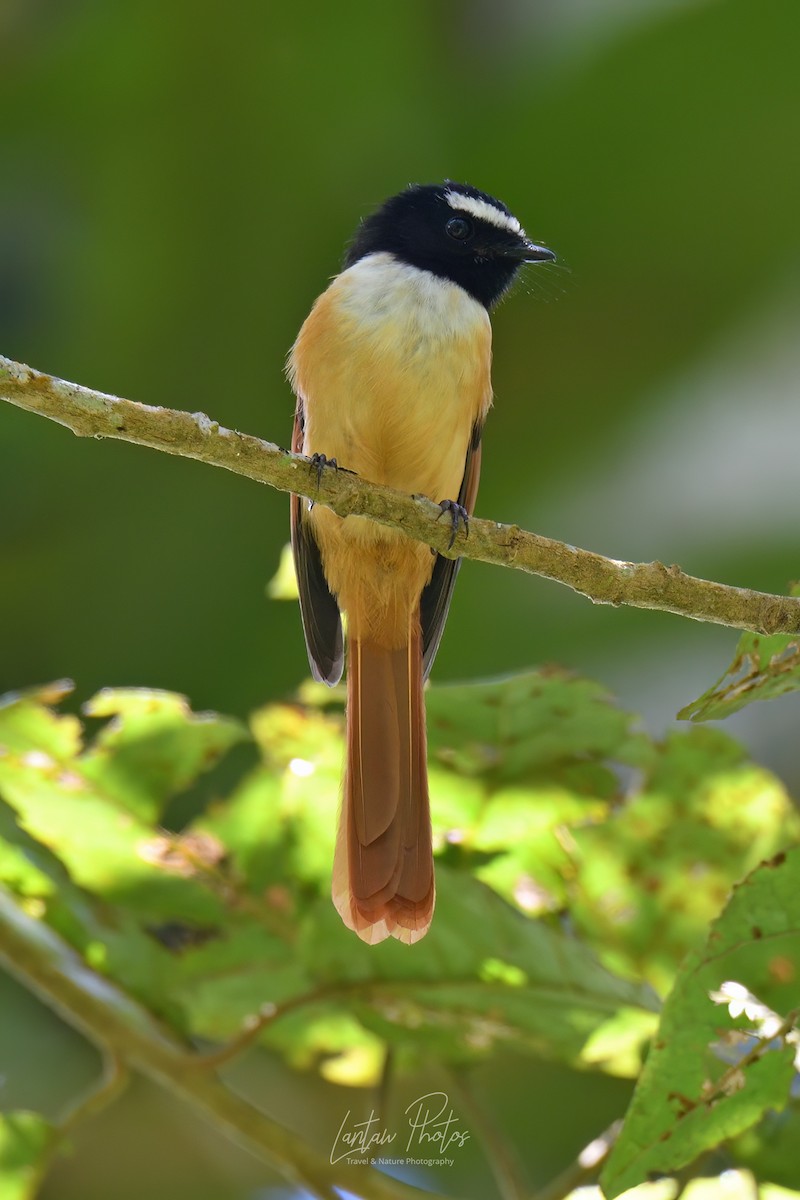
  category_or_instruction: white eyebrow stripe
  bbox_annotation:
[444,190,524,236]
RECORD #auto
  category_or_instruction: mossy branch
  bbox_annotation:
[2,351,799,636]
[0,887,449,1200]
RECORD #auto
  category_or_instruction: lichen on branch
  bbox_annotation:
[2,351,799,637]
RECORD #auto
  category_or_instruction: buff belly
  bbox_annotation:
[289,252,493,647]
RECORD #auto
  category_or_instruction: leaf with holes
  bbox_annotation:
[80,688,247,820]
[298,868,659,1068]
[679,629,800,722]
[601,848,800,1198]
[426,668,651,790]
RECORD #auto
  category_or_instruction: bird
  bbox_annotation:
[287,181,555,944]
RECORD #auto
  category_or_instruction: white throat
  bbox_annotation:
[335,252,488,342]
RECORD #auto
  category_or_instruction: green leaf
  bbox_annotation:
[421,670,653,922]
[193,690,660,1074]
[0,680,81,760]
[0,687,249,931]
[733,1109,800,1190]
[80,688,248,820]
[0,1112,55,1200]
[266,541,299,600]
[0,836,57,901]
[168,923,311,1040]
[152,865,658,1077]
[601,847,800,1198]
[0,752,227,922]
[569,727,799,991]
[203,701,342,893]
[298,868,659,1067]
[467,782,606,914]
[426,668,651,788]
[679,630,800,722]
[0,689,250,1022]
[7,673,783,1098]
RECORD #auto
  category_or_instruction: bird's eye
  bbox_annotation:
[445,216,472,241]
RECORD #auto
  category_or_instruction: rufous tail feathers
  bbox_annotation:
[332,625,434,944]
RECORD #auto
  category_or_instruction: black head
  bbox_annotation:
[344,181,555,309]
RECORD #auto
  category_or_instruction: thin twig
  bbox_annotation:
[57,1052,130,1135]
[0,1056,129,1199]
[192,982,364,1071]
[2,352,799,636]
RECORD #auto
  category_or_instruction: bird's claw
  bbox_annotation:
[437,499,469,550]
[308,453,358,488]
[309,452,339,488]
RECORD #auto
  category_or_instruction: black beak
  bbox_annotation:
[500,240,557,264]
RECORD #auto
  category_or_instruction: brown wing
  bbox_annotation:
[420,421,483,680]
[290,403,344,685]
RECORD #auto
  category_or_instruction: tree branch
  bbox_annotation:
[2,351,798,636]
[0,887,442,1200]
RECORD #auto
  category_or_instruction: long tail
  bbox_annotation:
[332,621,434,944]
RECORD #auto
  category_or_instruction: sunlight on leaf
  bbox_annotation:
[426,669,651,787]
[733,1108,800,1192]
[565,1183,676,1200]
[80,688,247,821]
[266,541,299,600]
[569,728,799,992]
[478,957,528,987]
[3,667,794,1109]
[298,872,659,1067]
[681,1172,760,1200]
[601,849,800,1197]
[317,1033,386,1087]
[679,586,800,721]
[0,680,81,760]
[0,839,56,900]
[762,1186,800,1200]
[579,1007,660,1079]
[0,750,226,921]
[203,701,342,892]
[679,631,800,722]
[0,1112,54,1200]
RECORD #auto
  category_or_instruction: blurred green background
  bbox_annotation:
[2,0,800,1196]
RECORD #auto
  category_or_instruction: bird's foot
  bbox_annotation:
[308,453,357,488]
[308,452,339,488]
[436,499,469,550]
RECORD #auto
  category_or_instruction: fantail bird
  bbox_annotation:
[287,181,555,944]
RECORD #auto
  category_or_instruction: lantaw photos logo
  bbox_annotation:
[330,1091,471,1168]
